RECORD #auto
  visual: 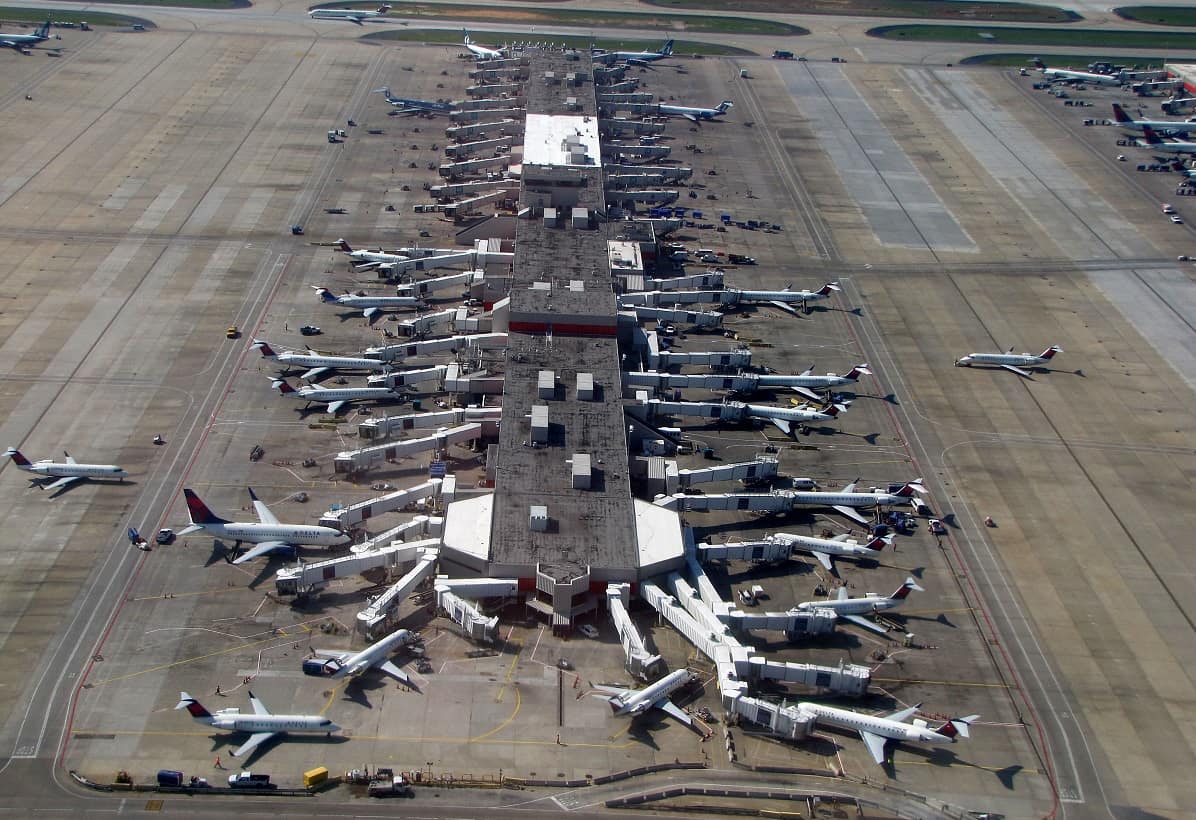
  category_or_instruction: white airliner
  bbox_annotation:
[593,39,674,67]
[179,487,350,564]
[658,100,733,123]
[1,21,56,52]
[1033,59,1122,87]
[306,629,418,687]
[749,401,848,436]
[770,531,891,572]
[954,344,1062,377]
[783,281,840,310]
[176,690,341,757]
[374,87,454,115]
[797,701,978,765]
[4,448,127,492]
[789,364,872,401]
[1111,103,1196,135]
[462,29,506,60]
[252,340,387,381]
[313,286,423,322]
[272,377,399,415]
[592,669,697,728]
[308,4,390,24]
[1137,125,1196,155]
[336,239,408,268]
[795,577,923,634]
[786,479,927,525]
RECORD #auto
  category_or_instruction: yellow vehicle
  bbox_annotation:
[226,325,239,339]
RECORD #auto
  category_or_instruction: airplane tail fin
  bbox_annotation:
[890,576,924,600]
[175,692,213,719]
[895,478,926,497]
[819,282,842,296]
[1111,103,1134,124]
[251,340,276,358]
[1040,344,1062,360]
[4,447,31,467]
[662,39,674,56]
[35,21,51,39]
[182,489,230,526]
[1141,125,1164,144]
[865,535,891,551]
[378,3,391,10]
[825,402,850,417]
[313,286,337,303]
[273,378,298,395]
[336,239,353,252]
[936,714,980,740]
[463,27,472,45]
[845,363,872,380]
[718,101,734,113]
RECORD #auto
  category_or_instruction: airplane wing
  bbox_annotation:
[300,366,329,382]
[999,364,1033,377]
[248,691,272,716]
[326,400,347,415]
[768,300,798,315]
[831,505,870,525]
[810,551,834,572]
[590,684,631,697]
[232,731,276,757]
[841,613,890,635]
[231,540,289,564]
[363,307,380,321]
[859,730,888,765]
[682,112,699,123]
[654,697,695,727]
[41,475,81,491]
[770,418,792,436]
[791,386,821,401]
[378,659,412,687]
[250,493,280,526]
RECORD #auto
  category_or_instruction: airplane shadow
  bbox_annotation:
[213,732,351,768]
[342,676,388,708]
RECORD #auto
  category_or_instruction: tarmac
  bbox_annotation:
[0,15,1193,820]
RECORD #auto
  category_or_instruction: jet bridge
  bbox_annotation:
[367,364,448,390]
[392,308,458,336]
[320,479,444,529]
[356,546,440,638]
[334,424,482,473]
[435,578,520,643]
[607,164,693,181]
[655,348,752,370]
[396,270,479,298]
[636,399,829,430]
[445,136,513,159]
[360,405,501,440]
[445,119,523,141]
[626,306,722,328]
[600,118,665,138]
[454,96,526,111]
[598,92,654,104]
[677,457,778,489]
[450,107,524,124]
[445,189,512,217]
[625,370,829,394]
[730,696,815,740]
[653,490,792,514]
[366,332,508,363]
[602,143,671,160]
[639,272,725,292]
[439,155,511,180]
[606,189,679,205]
[607,583,663,680]
[274,538,441,597]
[466,82,522,97]
[431,178,512,199]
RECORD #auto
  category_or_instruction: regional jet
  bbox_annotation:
[4,448,126,492]
[769,531,891,573]
[751,401,849,436]
[308,4,390,24]
[374,87,454,116]
[954,344,1062,377]
[797,700,978,765]
[591,669,699,729]
[788,363,872,401]
[251,339,388,381]
[272,377,400,415]
[313,286,423,322]
[1033,59,1122,87]
[1111,103,1196,135]
[176,690,341,757]
[305,628,419,688]
[1,21,56,53]
[658,100,733,123]
[795,577,923,634]
[785,479,927,525]
[592,39,674,67]
[1136,125,1196,155]
[178,487,351,564]
[463,29,506,60]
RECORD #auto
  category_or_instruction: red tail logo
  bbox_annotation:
[5,448,31,467]
[1111,103,1131,123]
[337,239,352,252]
[183,489,227,525]
[937,720,959,739]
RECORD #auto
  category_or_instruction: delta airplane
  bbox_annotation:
[308,4,390,24]
[748,401,848,436]
[954,344,1062,377]
[1033,59,1122,87]
[4,448,127,492]
[592,39,674,67]
[795,577,923,634]
[797,700,978,765]
[1136,125,1196,155]
[770,531,891,573]
[306,628,418,688]
[1,22,56,53]
[788,364,871,401]
[314,286,423,322]
[251,340,388,381]
[374,87,454,115]
[1111,103,1196,135]
[782,281,840,311]
[785,479,927,525]
[336,239,409,268]
[591,669,698,729]
[658,100,733,123]
[273,378,399,415]
[176,690,340,757]
[462,29,506,60]
[178,487,351,564]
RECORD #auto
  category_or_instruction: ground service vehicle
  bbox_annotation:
[228,772,274,789]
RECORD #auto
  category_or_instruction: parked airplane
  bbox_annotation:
[770,532,891,573]
[308,4,390,24]
[335,239,409,268]
[272,378,399,415]
[463,29,506,60]
[1,21,56,53]
[313,286,423,322]
[795,577,923,634]
[592,39,674,67]
[591,669,698,728]
[789,364,872,401]
[783,282,840,310]
[176,690,340,757]
[1111,103,1196,135]
[305,629,418,687]
[749,401,849,436]
[1136,125,1196,155]
[374,87,454,115]
[4,448,127,491]
[954,344,1062,377]
[178,487,350,564]
[251,340,387,381]
[797,700,978,765]
[786,479,927,525]
[1032,59,1122,87]
[658,100,733,123]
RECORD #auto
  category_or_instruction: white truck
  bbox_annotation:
[368,774,414,798]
